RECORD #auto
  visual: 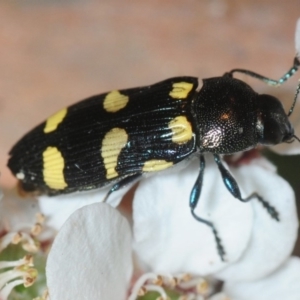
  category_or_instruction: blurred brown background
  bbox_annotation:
[0,0,300,251]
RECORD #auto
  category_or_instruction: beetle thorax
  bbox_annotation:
[193,76,259,154]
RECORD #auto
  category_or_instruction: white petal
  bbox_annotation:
[0,188,39,232]
[224,257,300,300]
[39,183,134,230]
[216,158,298,281]
[208,292,230,300]
[133,157,253,275]
[46,202,133,300]
[271,140,300,155]
[295,18,300,56]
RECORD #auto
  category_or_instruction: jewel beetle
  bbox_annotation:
[7,56,300,261]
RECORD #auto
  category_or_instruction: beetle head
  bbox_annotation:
[256,94,295,145]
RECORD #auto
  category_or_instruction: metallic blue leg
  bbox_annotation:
[103,173,141,202]
[213,154,279,221]
[190,155,226,261]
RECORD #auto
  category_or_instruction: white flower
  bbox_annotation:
[41,155,298,276]
[38,182,134,230]
[45,189,300,300]
[0,189,42,299]
[41,16,300,300]
[224,257,300,300]
[46,202,230,300]
[0,255,37,299]
[46,203,133,300]
[133,156,298,280]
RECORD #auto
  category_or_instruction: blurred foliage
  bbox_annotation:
[264,150,300,205]
[138,288,179,300]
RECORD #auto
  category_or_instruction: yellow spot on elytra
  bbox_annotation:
[142,159,173,172]
[101,128,128,179]
[169,116,193,144]
[103,91,129,113]
[169,82,194,99]
[43,147,67,189]
[44,108,67,133]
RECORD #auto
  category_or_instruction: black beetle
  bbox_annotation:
[7,57,300,261]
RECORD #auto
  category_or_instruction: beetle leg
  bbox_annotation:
[190,154,226,261]
[103,173,141,202]
[189,155,205,209]
[213,154,243,199]
[245,192,279,221]
[213,154,280,221]
[224,57,300,86]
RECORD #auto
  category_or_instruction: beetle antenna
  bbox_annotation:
[228,57,300,87]
[293,135,300,142]
[287,79,300,116]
